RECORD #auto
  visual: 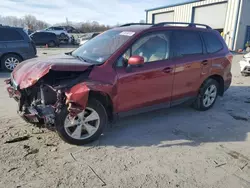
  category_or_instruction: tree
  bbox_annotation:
[0,14,110,32]
[24,15,37,30]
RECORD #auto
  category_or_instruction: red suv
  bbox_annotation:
[5,22,232,145]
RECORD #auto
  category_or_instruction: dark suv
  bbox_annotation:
[30,32,59,47]
[5,22,232,145]
[0,26,36,71]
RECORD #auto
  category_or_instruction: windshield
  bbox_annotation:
[72,30,134,64]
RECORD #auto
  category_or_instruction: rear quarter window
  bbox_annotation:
[202,32,223,53]
[0,28,24,41]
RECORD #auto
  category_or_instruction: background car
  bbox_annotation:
[79,32,100,45]
[239,52,250,76]
[41,26,71,39]
[30,32,59,47]
[57,25,80,33]
[0,26,36,71]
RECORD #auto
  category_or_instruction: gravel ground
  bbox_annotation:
[0,47,250,188]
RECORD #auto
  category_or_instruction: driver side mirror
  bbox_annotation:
[128,55,144,66]
[126,55,144,72]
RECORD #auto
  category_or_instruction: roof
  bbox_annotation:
[112,25,152,33]
[0,25,23,30]
[145,0,199,12]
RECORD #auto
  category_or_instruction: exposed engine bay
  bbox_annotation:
[8,67,93,127]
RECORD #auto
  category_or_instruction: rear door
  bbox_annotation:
[30,32,38,44]
[201,31,230,84]
[171,30,206,104]
[115,31,175,112]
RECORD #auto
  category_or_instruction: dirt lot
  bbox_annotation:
[0,47,250,188]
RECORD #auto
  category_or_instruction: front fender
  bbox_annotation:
[65,83,90,109]
[65,81,114,114]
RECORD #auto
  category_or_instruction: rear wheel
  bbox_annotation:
[192,79,219,111]
[56,99,108,145]
[1,54,22,72]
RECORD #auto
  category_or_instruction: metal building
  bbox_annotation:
[145,0,250,50]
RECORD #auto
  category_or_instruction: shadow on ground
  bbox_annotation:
[96,86,250,148]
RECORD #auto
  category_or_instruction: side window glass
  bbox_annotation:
[173,31,202,56]
[132,33,169,62]
[39,33,45,38]
[0,28,6,41]
[202,32,223,53]
[116,49,130,67]
[0,28,23,41]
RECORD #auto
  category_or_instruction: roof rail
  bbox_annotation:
[152,22,211,29]
[119,23,152,27]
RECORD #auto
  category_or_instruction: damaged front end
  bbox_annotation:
[6,68,92,128]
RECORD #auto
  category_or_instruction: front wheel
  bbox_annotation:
[56,99,108,145]
[192,79,219,111]
[1,54,22,72]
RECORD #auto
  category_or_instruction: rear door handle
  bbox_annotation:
[162,67,173,73]
[201,60,208,65]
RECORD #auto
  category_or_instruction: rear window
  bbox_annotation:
[202,32,223,53]
[173,31,202,56]
[0,28,24,41]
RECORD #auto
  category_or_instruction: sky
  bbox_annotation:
[0,0,191,25]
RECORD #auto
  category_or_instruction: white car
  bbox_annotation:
[79,32,100,45]
[42,27,71,39]
[239,52,250,76]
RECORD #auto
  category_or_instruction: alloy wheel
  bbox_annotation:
[4,57,20,70]
[64,107,100,140]
[203,84,217,107]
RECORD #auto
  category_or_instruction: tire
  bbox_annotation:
[192,79,219,111]
[1,54,22,72]
[56,99,108,145]
[48,40,56,47]
[60,33,67,39]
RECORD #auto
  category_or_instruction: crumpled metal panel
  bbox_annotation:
[12,54,91,89]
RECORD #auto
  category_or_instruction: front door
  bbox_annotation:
[115,31,175,113]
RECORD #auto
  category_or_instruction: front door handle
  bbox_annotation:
[201,60,208,65]
[162,67,173,73]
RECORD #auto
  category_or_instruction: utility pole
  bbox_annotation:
[66,17,69,26]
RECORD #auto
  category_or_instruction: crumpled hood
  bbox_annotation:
[12,54,91,89]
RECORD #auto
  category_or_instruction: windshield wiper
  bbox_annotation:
[73,55,92,64]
